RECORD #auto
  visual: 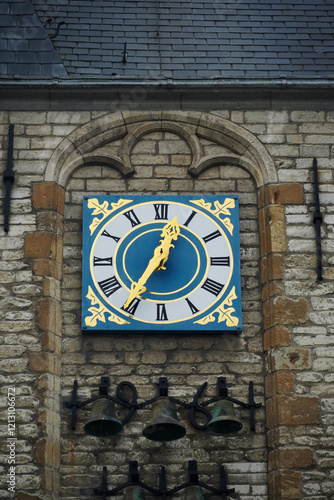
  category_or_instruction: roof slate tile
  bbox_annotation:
[1,0,334,81]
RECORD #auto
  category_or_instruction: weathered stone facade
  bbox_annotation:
[0,109,333,500]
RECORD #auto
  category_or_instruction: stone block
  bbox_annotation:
[263,326,291,350]
[274,297,308,326]
[269,447,313,470]
[43,277,61,300]
[26,125,52,136]
[127,179,169,191]
[262,281,284,301]
[259,204,286,256]
[261,253,283,283]
[267,144,300,157]
[36,211,64,234]
[37,298,62,334]
[300,144,330,157]
[33,259,62,280]
[24,233,61,260]
[29,352,54,373]
[258,183,304,208]
[291,111,325,122]
[263,297,308,329]
[171,154,192,166]
[141,351,167,364]
[269,470,301,500]
[269,348,311,371]
[244,111,289,123]
[265,371,294,397]
[9,112,46,124]
[266,395,320,427]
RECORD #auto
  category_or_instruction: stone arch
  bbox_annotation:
[44,111,277,188]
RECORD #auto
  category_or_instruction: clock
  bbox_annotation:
[81,195,242,333]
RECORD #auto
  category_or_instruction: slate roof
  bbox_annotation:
[1,0,334,82]
[0,0,67,78]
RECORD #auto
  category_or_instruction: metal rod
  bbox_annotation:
[70,380,78,430]
[50,20,65,39]
[99,377,110,396]
[219,466,235,500]
[3,124,14,232]
[313,158,323,280]
[101,467,108,500]
[122,42,128,63]
[158,466,168,500]
[248,381,256,432]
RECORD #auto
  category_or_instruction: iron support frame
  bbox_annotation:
[65,376,262,433]
[92,460,235,499]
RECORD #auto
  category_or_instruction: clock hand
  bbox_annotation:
[123,217,180,309]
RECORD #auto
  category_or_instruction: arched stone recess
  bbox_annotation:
[44,111,304,500]
[44,111,277,187]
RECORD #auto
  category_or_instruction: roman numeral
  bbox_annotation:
[93,256,112,266]
[156,303,168,321]
[123,209,141,227]
[122,298,141,316]
[185,298,199,315]
[98,276,122,297]
[202,230,222,243]
[101,230,120,242]
[154,203,169,220]
[201,278,224,296]
[183,210,197,227]
[210,256,230,266]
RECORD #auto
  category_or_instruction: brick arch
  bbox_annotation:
[44,111,277,188]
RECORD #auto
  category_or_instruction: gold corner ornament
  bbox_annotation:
[191,198,235,235]
[195,286,239,327]
[85,286,130,327]
[123,217,180,309]
[88,198,132,235]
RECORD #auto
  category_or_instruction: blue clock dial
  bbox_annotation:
[82,195,242,333]
[115,223,207,301]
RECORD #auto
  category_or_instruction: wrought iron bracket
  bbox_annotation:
[313,158,323,280]
[91,461,235,499]
[65,376,261,432]
[3,124,15,233]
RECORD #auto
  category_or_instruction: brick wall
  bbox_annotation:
[0,110,333,500]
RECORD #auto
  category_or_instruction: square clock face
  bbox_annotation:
[81,195,242,333]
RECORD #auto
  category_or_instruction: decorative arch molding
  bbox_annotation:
[119,120,204,176]
[44,111,277,187]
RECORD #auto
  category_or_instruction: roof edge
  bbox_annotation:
[1,77,334,89]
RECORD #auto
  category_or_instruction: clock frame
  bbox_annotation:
[81,195,242,333]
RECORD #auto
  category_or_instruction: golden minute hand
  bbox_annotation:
[123,217,180,310]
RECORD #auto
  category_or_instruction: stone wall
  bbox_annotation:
[0,110,333,500]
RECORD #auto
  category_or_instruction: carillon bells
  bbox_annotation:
[184,485,205,500]
[84,397,123,437]
[207,400,243,435]
[142,397,186,442]
[125,485,146,500]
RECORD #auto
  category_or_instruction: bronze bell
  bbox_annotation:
[207,400,243,435]
[185,486,205,500]
[126,485,146,500]
[84,397,123,437]
[142,397,186,442]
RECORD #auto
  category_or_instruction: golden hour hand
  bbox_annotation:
[123,217,180,309]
